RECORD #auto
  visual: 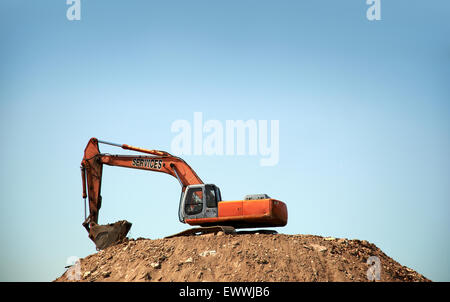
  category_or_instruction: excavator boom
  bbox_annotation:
[81,137,203,249]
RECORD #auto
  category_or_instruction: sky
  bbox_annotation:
[0,0,449,282]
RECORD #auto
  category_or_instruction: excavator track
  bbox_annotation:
[236,229,278,235]
[164,226,278,238]
[165,226,236,238]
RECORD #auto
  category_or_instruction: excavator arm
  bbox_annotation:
[80,137,203,249]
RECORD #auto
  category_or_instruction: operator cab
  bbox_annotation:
[179,184,222,222]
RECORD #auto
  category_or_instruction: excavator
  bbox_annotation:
[81,137,288,249]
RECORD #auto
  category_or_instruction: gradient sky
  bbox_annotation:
[0,1,449,281]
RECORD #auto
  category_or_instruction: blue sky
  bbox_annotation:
[0,1,449,281]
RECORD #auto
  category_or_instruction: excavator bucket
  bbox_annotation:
[88,220,132,250]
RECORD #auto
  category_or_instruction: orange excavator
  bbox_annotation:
[81,137,288,249]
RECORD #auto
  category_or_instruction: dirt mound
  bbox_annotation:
[55,233,430,282]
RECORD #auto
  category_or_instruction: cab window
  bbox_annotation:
[185,188,203,215]
[205,186,217,208]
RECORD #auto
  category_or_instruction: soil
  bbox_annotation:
[55,232,430,282]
